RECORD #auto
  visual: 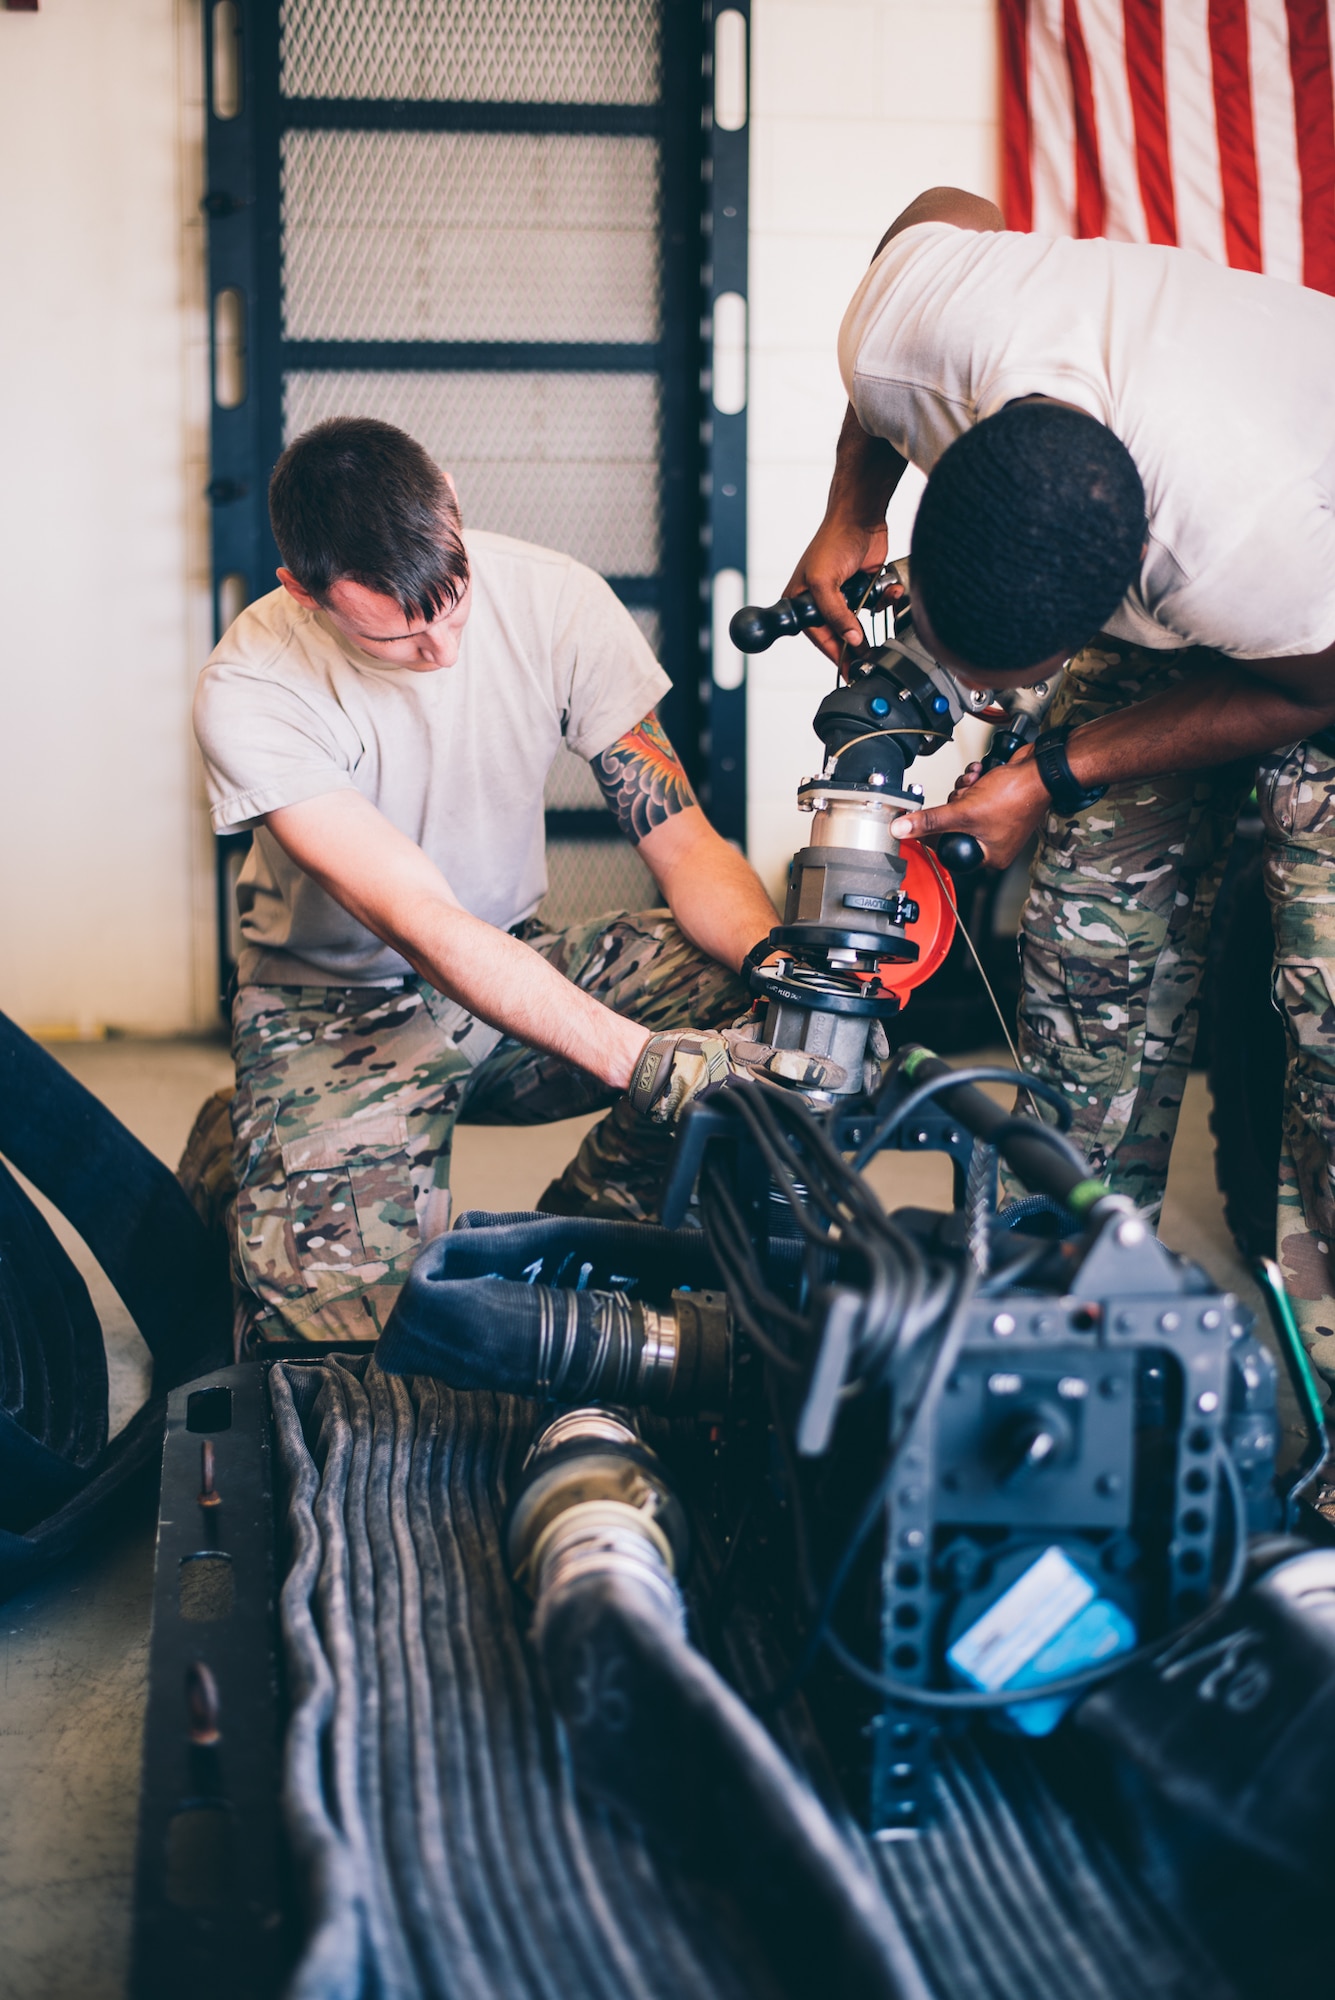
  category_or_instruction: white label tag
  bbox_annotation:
[948,1546,1095,1692]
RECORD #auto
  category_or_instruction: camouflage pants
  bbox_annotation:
[230,908,746,1346]
[1014,639,1335,1379]
[1257,742,1335,1384]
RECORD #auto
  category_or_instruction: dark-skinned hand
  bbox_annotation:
[888,743,1052,872]
[781,515,890,669]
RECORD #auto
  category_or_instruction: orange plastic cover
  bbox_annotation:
[873,839,956,998]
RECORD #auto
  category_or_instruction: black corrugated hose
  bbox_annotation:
[0,1009,232,1598]
[271,1357,774,2000]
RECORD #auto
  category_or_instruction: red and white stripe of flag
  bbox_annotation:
[1000,1,1335,293]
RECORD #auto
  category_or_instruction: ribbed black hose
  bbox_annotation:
[537,1573,931,2000]
[270,1359,762,2000]
[271,1358,1234,2000]
[868,1739,1231,2000]
[0,1009,231,1388]
[0,1157,107,1529]
[716,1599,1231,2000]
[0,1012,232,1587]
[378,1215,725,1395]
[269,1364,367,2000]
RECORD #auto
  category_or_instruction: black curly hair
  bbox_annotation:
[910,403,1146,676]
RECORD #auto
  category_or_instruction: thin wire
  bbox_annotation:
[827,726,951,768]
[834,566,890,683]
[923,846,1044,1120]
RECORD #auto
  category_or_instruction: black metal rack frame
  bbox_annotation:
[204,1,750,993]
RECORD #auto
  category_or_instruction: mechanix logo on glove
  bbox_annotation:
[628,1028,847,1124]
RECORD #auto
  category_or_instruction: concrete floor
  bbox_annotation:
[0,1038,1284,1998]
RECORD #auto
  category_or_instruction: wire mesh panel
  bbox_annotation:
[282,131,660,342]
[544,746,605,811]
[285,370,661,577]
[541,839,658,926]
[280,0,661,104]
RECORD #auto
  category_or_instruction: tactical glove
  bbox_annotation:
[627,1027,847,1124]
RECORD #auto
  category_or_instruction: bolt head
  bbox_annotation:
[992,1312,1017,1336]
[1116,1218,1147,1246]
[1196,1391,1220,1414]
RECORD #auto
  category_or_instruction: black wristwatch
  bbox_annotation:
[1032,724,1108,816]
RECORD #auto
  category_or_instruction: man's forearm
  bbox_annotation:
[783,410,905,662]
[1066,660,1335,789]
[886,647,1335,872]
[827,403,907,532]
[388,900,650,1087]
[645,819,779,973]
[266,790,654,1086]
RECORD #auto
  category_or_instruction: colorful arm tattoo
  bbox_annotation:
[593,709,698,844]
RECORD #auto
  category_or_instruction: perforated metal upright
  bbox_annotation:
[204,1,749,987]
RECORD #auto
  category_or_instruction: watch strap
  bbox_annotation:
[1032,725,1108,817]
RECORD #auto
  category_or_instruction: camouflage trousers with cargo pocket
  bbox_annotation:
[228,907,747,1348]
[1012,637,1335,1384]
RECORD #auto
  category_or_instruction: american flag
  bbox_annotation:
[1000,0,1335,293]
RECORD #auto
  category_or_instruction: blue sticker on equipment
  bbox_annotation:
[947,1544,1136,1737]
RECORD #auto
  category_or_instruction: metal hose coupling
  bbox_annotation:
[506,1409,690,1641]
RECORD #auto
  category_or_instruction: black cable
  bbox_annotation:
[852,1066,1073,1173]
[703,1081,956,1395]
[762,1266,980,1708]
[978,1240,1052,1295]
[981,1116,1094,1184]
[699,1161,805,1373]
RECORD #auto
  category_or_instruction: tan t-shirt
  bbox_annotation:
[838,222,1335,659]
[194,529,669,985]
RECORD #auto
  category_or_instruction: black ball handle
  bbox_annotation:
[729,572,885,654]
[936,833,986,875]
[729,589,824,654]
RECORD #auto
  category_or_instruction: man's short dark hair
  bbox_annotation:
[909,404,1146,676]
[269,417,468,620]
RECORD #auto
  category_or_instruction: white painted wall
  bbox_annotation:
[746,0,999,898]
[0,0,213,1037]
